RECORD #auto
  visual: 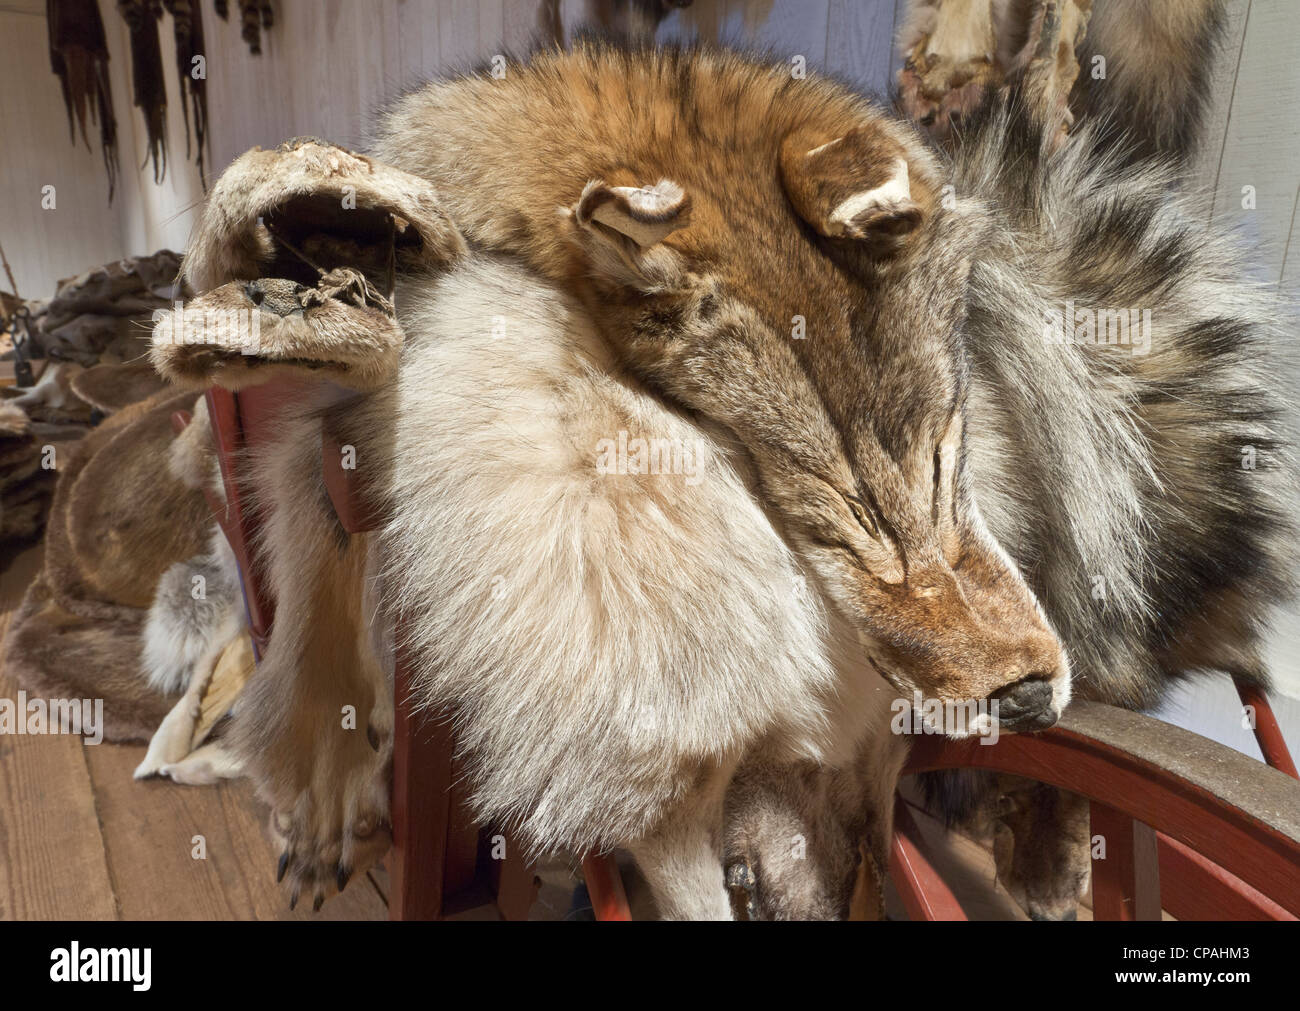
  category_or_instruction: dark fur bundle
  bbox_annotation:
[950,88,1296,709]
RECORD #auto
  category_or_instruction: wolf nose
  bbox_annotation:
[990,677,1057,732]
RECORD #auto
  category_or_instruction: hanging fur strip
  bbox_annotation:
[163,0,210,188]
[237,0,273,54]
[118,0,168,184]
[47,0,120,201]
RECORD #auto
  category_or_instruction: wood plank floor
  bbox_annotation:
[0,544,386,921]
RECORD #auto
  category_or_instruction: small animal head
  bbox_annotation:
[992,778,1092,920]
[560,55,1069,725]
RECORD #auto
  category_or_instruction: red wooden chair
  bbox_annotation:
[185,376,1300,922]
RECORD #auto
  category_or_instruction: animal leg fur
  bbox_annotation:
[625,762,735,920]
[231,413,393,912]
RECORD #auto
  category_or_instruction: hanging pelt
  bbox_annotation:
[163,0,210,188]
[118,0,168,184]
[237,0,274,54]
[47,0,120,201]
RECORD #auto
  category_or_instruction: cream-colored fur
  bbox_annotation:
[345,255,905,916]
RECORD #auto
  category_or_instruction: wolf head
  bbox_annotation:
[510,50,1072,727]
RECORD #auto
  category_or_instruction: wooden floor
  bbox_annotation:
[0,544,389,921]
[0,540,1060,921]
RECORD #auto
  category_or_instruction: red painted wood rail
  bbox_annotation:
[897,700,1300,921]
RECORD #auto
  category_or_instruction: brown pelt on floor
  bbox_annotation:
[2,387,212,742]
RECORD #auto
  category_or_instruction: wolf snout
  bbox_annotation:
[989,677,1059,732]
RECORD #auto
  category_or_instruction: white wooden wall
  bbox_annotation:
[0,1,133,297]
[2,0,1297,752]
[8,0,1296,292]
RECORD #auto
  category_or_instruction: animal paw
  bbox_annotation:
[133,686,203,779]
[264,719,392,912]
[897,0,1004,140]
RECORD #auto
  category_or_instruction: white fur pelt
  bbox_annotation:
[143,398,243,697]
[357,255,875,856]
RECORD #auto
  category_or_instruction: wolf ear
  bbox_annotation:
[575,179,691,247]
[568,179,691,288]
[780,128,923,249]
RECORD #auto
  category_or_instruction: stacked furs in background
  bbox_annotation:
[1,382,237,743]
[0,250,178,557]
[0,401,62,550]
[16,248,183,374]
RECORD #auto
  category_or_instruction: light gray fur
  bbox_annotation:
[142,527,242,696]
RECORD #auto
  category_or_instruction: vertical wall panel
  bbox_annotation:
[825,0,900,98]
[1193,0,1250,221]
[1209,0,1300,281]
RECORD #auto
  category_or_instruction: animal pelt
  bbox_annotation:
[180,137,465,294]
[133,513,246,783]
[1073,0,1228,166]
[373,44,1073,711]
[117,0,168,184]
[47,0,120,200]
[2,388,220,742]
[162,55,1081,904]
[5,362,96,426]
[70,360,169,415]
[0,401,61,553]
[897,0,1295,921]
[159,33,1294,919]
[161,0,210,187]
[150,269,405,392]
[187,250,903,918]
[162,0,210,186]
[0,356,166,558]
[21,249,184,371]
[365,257,856,853]
[236,0,273,55]
[141,521,241,698]
[954,100,1296,709]
[899,0,1229,167]
[375,40,1294,919]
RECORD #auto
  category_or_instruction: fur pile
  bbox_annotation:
[126,3,1294,920]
